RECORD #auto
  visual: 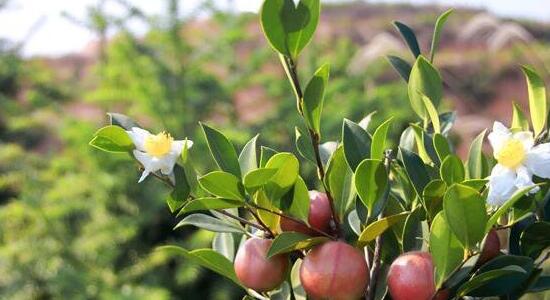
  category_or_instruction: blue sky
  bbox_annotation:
[0,0,548,57]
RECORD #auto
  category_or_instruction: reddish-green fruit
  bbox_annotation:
[234,238,288,292]
[280,191,332,235]
[300,241,369,300]
[478,229,500,265]
[387,251,436,300]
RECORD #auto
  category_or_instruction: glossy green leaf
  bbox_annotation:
[325,146,356,221]
[178,198,244,215]
[303,63,329,135]
[461,179,488,191]
[260,0,320,58]
[167,165,191,213]
[486,185,539,232]
[260,146,278,168]
[342,119,371,170]
[291,259,307,300]
[423,179,446,219]
[467,129,488,179]
[243,168,278,192]
[174,213,244,233]
[387,55,411,82]
[267,232,328,258]
[421,94,441,133]
[264,153,300,201]
[444,184,488,249]
[281,177,310,223]
[511,102,530,131]
[457,266,528,297]
[393,21,421,58]
[158,246,241,286]
[212,232,235,262]
[402,207,429,252]
[371,117,393,160]
[440,155,465,185]
[430,212,464,287]
[429,9,453,63]
[90,125,133,153]
[408,56,443,119]
[295,127,315,163]
[198,171,244,201]
[521,66,547,136]
[357,212,410,246]
[238,135,258,176]
[201,123,241,178]
[433,133,451,162]
[399,147,430,198]
[355,159,388,217]
[520,221,550,259]
[254,190,280,231]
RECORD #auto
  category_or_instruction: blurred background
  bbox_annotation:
[0,0,549,299]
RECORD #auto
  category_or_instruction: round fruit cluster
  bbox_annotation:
[234,191,501,300]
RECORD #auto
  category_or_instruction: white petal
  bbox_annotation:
[134,150,164,173]
[514,166,535,190]
[160,154,178,175]
[171,139,193,154]
[127,127,151,151]
[138,170,150,183]
[487,164,517,206]
[488,122,511,156]
[512,131,534,151]
[525,143,550,178]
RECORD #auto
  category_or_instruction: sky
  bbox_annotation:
[0,0,548,57]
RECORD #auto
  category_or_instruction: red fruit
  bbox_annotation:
[300,241,369,300]
[280,191,332,235]
[234,238,289,292]
[478,229,500,265]
[387,251,436,300]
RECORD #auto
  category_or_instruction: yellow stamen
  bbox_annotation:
[144,131,173,157]
[496,139,525,169]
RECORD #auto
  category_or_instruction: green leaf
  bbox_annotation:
[260,146,278,168]
[371,117,393,160]
[357,212,410,246]
[175,213,244,233]
[291,259,307,300]
[430,212,464,287]
[201,123,241,178]
[282,177,310,223]
[408,56,443,119]
[264,153,300,201]
[457,266,528,297]
[302,63,329,135]
[399,147,430,198]
[387,55,411,82]
[295,127,315,163]
[355,159,388,217]
[325,146,356,221]
[260,0,320,58]
[520,221,550,259]
[402,207,429,252]
[178,198,244,215]
[423,179,446,219]
[444,184,488,249]
[243,168,278,192]
[429,9,453,63]
[461,179,488,191]
[433,133,451,162]
[267,232,328,258]
[467,129,488,179]
[393,21,421,58]
[511,102,530,131]
[238,135,258,176]
[167,165,191,213]
[90,125,133,153]
[198,171,245,201]
[421,94,441,133]
[529,275,550,293]
[254,190,280,231]
[157,246,241,286]
[342,119,371,171]
[521,66,547,136]
[212,232,235,262]
[486,185,539,232]
[440,155,465,185]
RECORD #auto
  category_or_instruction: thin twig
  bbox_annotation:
[214,209,266,232]
[248,203,336,240]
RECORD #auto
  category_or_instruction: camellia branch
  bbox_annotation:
[280,55,341,235]
[246,207,275,238]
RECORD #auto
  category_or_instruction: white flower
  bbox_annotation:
[126,127,193,183]
[486,121,550,206]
